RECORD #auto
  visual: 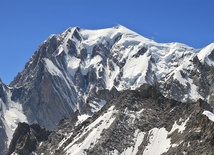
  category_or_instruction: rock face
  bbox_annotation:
[8,84,214,155]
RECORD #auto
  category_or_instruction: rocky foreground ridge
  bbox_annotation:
[8,85,214,155]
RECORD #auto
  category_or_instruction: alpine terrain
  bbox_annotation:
[1,25,214,155]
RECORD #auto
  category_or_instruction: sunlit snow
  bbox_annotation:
[202,110,214,122]
[143,128,171,155]
[169,117,190,134]
[65,106,117,155]
[198,43,214,66]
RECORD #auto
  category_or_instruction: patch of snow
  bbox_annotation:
[88,99,107,113]
[202,110,214,122]
[65,106,117,155]
[58,132,73,149]
[66,56,81,76]
[90,55,103,66]
[169,117,190,134]
[111,150,119,155]
[188,78,203,100]
[75,114,91,126]
[44,58,63,77]
[80,55,102,77]
[143,127,171,155]
[99,99,107,107]
[133,130,145,154]
[122,147,134,155]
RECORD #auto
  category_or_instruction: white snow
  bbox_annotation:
[112,114,178,155]
[66,56,81,76]
[80,25,151,55]
[65,106,117,155]
[173,71,186,86]
[111,150,119,155]
[44,58,63,77]
[122,54,150,89]
[80,55,103,76]
[75,114,90,126]
[188,78,203,100]
[133,130,145,154]
[87,99,107,113]
[198,43,214,66]
[143,128,171,155]
[58,132,73,149]
[202,110,214,122]
[169,117,190,134]
[90,55,103,66]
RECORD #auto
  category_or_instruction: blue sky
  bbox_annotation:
[0,0,214,84]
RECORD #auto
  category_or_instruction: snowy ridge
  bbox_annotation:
[48,25,199,92]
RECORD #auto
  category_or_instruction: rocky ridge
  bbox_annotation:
[8,84,214,155]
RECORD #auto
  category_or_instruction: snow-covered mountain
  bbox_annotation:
[1,25,214,154]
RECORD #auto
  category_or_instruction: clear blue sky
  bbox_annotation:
[0,0,214,84]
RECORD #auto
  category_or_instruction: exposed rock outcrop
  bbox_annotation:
[7,123,50,155]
